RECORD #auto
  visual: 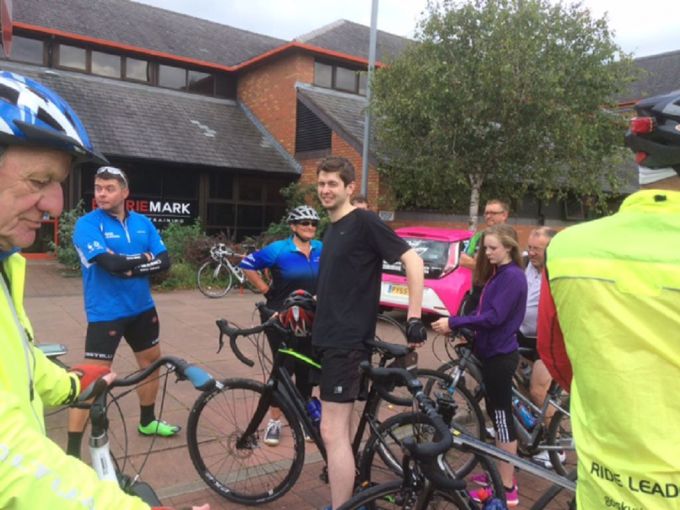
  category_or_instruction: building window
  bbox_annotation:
[187,69,213,94]
[314,61,333,88]
[158,64,186,89]
[335,66,357,92]
[91,50,121,78]
[58,44,86,70]
[125,57,150,82]
[8,36,44,65]
[295,100,332,153]
[358,71,368,95]
[314,60,366,95]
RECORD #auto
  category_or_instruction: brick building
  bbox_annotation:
[2,0,675,250]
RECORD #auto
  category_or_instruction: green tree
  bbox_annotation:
[372,0,637,227]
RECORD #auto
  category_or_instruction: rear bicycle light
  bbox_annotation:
[630,116,655,135]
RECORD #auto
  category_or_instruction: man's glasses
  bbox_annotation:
[484,210,505,216]
[96,166,128,186]
[295,221,319,227]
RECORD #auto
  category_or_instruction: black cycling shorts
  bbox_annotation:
[85,307,160,361]
[517,332,539,362]
[316,348,370,403]
[480,350,519,443]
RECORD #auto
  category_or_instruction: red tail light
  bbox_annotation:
[630,116,655,135]
[635,151,648,165]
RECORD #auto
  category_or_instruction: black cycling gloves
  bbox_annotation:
[406,318,427,344]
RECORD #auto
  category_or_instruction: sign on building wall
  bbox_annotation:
[90,197,198,226]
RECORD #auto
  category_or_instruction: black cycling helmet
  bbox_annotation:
[625,90,680,173]
[286,205,320,223]
[0,71,107,165]
[278,289,315,338]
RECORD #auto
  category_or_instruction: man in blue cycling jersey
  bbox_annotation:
[0,69,207,510]
[67,166,178,458]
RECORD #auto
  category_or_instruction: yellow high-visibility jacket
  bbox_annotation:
[0,252,149,510]
[543,190,680,510]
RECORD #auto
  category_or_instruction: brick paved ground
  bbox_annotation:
[25,258,572,509]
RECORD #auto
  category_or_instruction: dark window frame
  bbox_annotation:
[314,59,366,96]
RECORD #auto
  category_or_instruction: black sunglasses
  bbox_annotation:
[295,221,319,227]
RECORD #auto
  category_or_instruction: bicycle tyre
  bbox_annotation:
[186,378,305,504]
[546,401,575,476]
[358,405,483,484]
[350,453,505,509]
[197,260,233,298]
[529,469,577,510]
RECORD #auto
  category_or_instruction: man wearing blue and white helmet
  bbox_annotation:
[0,71,209,510]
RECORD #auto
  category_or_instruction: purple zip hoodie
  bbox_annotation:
[448,262,528,359]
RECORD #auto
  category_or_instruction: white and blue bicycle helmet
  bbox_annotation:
[0,70,107,164]
[286,205,320,223]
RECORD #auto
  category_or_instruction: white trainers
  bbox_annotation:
[264,419,281,446]
[532,450,566,469]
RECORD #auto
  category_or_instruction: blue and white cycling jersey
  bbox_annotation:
[239,236,322,309]
[73,208,166,322]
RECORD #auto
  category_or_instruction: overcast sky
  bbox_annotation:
[135,0,679,58]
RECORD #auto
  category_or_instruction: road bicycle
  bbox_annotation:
[423,330,574,475]
[197,242,262,297]
[341,363,507,510]
[185,305,484,505]
[72,355,216,505]
[341,364,577,510]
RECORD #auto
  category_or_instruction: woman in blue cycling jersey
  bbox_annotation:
[239,205,322,445]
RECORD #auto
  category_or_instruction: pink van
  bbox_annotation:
[380,226,473,317]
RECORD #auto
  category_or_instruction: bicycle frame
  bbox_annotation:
[448,342,570,454]
[214,252,246,285]
[234,341,402,471]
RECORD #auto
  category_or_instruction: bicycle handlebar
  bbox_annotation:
[113,356,214,391]
[359,364,452,453]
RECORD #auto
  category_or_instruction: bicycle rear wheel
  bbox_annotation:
[186,378,305,504]
[197,260,233,298]
[546,401,576,476]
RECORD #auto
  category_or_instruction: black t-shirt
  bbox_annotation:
[312,209,410,350]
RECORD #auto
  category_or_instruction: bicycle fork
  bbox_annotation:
[236,380,276,449]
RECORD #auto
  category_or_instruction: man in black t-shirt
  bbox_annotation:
[312,156,427,509]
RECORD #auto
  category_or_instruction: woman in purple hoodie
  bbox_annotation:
[432,224,527,506]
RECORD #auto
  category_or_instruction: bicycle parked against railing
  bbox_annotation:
[423,330,574,475]
[73,355,215,505]
[185,304,486,505]
[342,364,577,510]
[197,243,263,297]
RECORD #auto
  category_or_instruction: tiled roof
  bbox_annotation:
[296,19,413,63]
[621,50,680,103]
[296,83,374,159]
[14,0,285,67]
[1,62,298,174]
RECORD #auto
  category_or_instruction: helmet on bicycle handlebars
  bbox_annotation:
[0,71,107,165]
[279,290,315,338]
[286,205,320,224]
[625,90,680,173]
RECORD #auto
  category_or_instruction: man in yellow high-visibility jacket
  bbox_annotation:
[0,70,209,510]
[538,90,680,510]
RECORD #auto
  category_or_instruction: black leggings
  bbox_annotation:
[480,351,519,443]
[260,308,313,404]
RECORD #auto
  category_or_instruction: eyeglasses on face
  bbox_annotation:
[295,221,319,227]
[484,210,505,216]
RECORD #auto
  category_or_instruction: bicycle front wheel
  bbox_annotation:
[186,378,305,504]
[197,260,233,298]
